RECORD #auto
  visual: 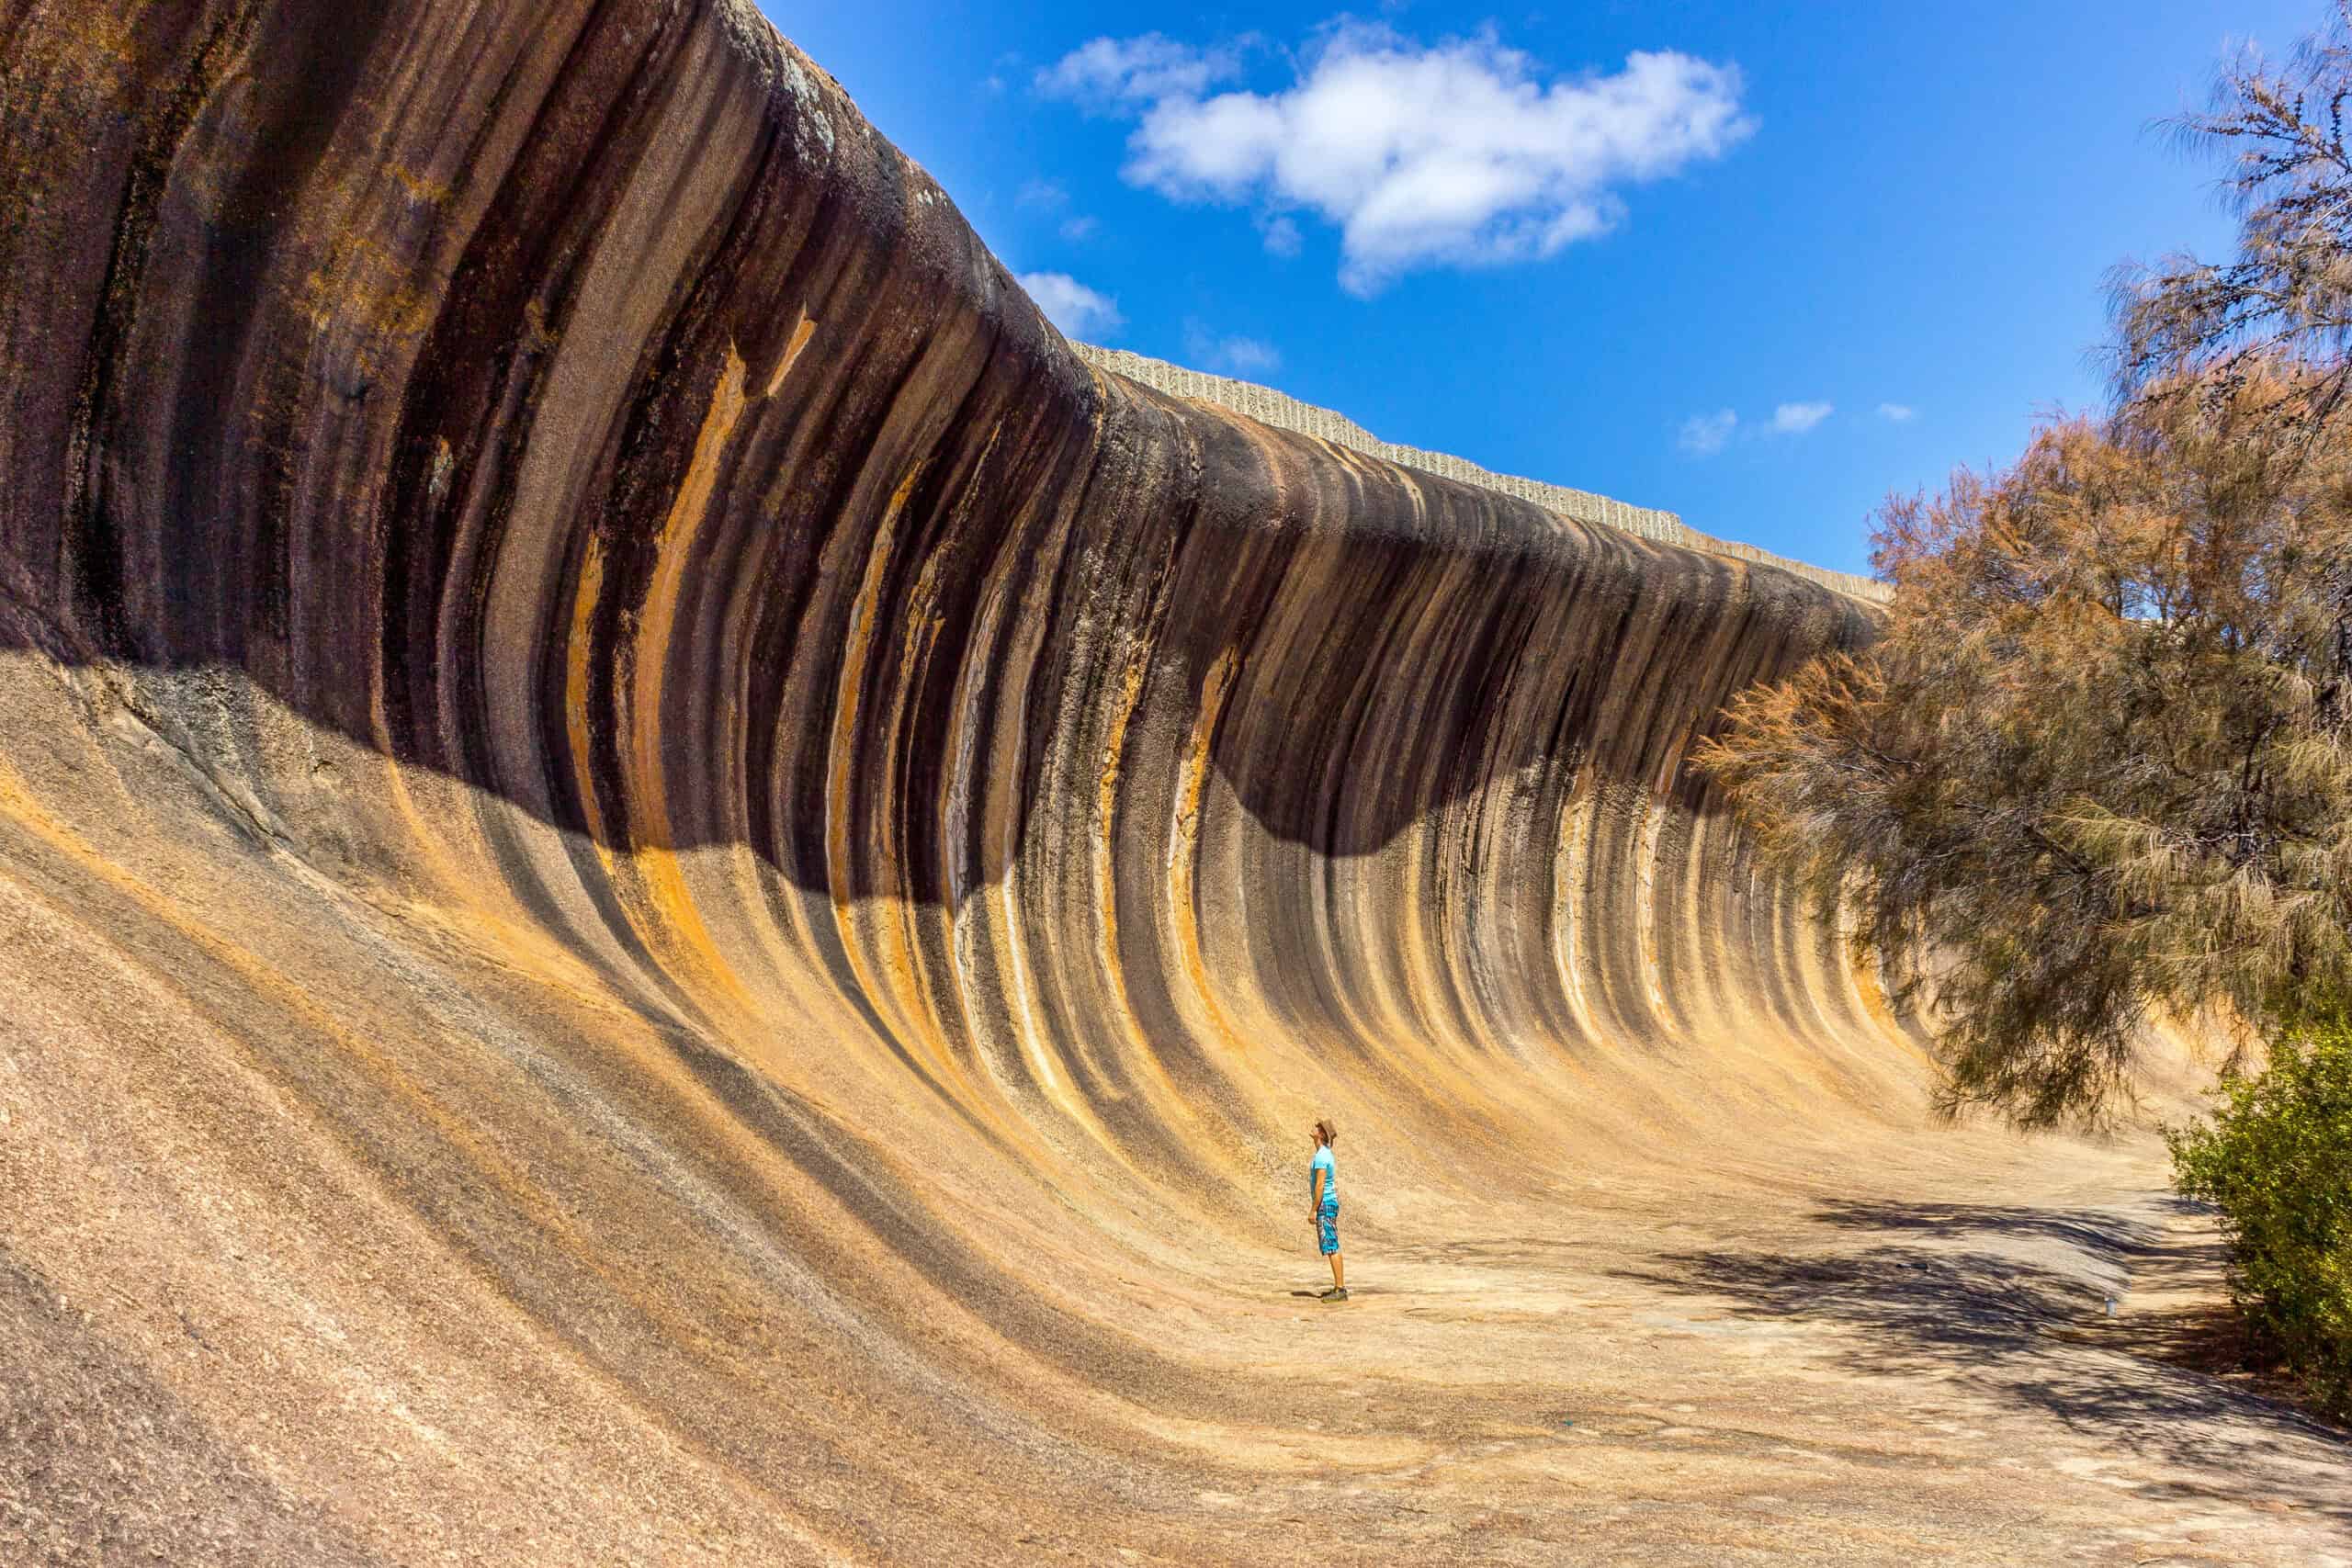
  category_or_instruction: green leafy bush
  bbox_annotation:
[2167,1017,2352,1420]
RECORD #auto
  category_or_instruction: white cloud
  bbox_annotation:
[1184,321,1283,375]
[1019,181,1099,242]
[1679,409,1736,456]
[1218,337,1282,373]
[1035,33,1243,109]
[1770,400,1832,435]
[1045,22,1751,295]
[1019,272,1124,337]
[1877,401,1915,423]
[1261,214,1303,256]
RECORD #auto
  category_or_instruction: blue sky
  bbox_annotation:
[768,3,2312,576]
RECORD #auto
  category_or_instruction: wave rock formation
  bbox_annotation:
[2,2,2342,1563]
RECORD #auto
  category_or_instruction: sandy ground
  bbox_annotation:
[1,653,2345,1566]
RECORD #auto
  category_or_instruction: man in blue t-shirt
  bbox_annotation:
[1309,1118,1346,1302]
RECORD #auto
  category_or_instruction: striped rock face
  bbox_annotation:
[0,4,2341,1565]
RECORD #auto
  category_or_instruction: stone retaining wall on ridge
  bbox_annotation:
[1075,344,1891,605]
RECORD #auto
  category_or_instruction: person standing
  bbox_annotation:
[1309,1119,1346,1302]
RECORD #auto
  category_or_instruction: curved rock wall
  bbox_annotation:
[0,0,1890,1143]
[0,2,2073,1562]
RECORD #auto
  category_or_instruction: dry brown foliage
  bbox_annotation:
[1698,369,2352,1125]
[2112,1,2352,430]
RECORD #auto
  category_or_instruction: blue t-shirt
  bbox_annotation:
[1311,1145,1337,1210]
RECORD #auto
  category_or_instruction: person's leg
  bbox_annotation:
[1317,1208,1346,1296]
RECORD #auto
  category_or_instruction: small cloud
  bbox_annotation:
[1679,409,1736,456]
[1019,272,1124,337]
[1021,182,1098,242]
[1209,335,1281,374]
[1035,33,1243,110]
[1770,400,1832,435]
[982,74,1006,96]
[1183,320,1283,375]
[1877,401,1915,423]
[1261,214,1302,257]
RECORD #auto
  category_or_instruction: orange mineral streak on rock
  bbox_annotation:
[1,4,2330,1564]
[821,456,989,1111]
[633,342,752,853]
[767,310,818,400]
[565,536,610,842]
[609,344,768,1027]
[1168,649,1249,1059]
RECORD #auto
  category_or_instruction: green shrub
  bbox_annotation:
[2166,1016,2352,1420]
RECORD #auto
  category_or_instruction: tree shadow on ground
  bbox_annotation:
[1803,1195,2175,1259]
[1612,1197,2351,1526]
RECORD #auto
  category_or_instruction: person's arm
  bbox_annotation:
[1311,1167,1325,1218]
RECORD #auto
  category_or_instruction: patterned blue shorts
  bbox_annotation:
[1317,1202,1340,1256]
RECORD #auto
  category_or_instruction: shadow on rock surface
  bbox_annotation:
[1613,1197,2351,1524]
